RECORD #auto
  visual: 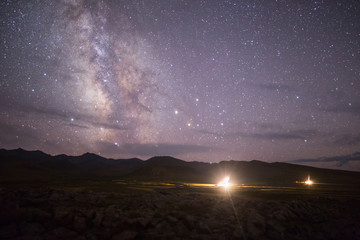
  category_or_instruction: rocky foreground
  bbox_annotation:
[0,187,359,240]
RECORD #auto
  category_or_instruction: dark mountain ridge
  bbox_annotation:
[1,148,359,186]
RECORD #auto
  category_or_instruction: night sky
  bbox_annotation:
[1,0,359,170]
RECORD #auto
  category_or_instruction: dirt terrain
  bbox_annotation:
[1,182,359,240]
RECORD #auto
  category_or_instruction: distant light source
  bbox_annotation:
[217,176,232,189]
[305,175,313,185]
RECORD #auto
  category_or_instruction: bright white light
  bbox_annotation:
[305,176,313,185]
[217,176,232,189]
[174,110,179,115]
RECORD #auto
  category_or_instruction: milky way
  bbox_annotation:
[1,0,360,170]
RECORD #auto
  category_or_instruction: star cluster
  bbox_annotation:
[1,0,359,170]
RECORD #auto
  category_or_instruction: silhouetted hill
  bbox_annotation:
[127,156,206,182]
[55,152,142,176]
[1,148,360,186]
[0,148,80,181]
[212,160,360,186]
[146,156,187,166]
[0,149,142,182]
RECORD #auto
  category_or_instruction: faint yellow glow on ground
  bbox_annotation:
[185,183,216,187]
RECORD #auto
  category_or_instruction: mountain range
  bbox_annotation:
[1,148,360,186]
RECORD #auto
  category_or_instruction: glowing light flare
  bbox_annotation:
[217,176,233,189]
[305,175,313,185]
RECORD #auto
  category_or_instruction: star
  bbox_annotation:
[0,0,358,170]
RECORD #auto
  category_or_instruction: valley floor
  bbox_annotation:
[0,182,359,240]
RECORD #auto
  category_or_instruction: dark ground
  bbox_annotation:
[1,181,360,240]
